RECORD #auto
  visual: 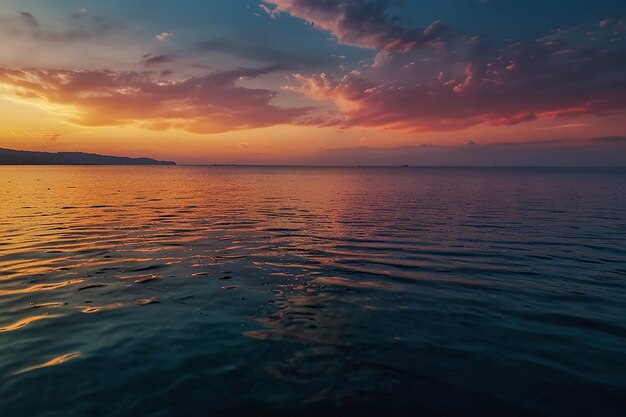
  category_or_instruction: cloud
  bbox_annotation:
[259,4,280,19]
[287,22,626,132]
[43,132,63,142]
[0,10,154,70]
[156,32,172,41]
[263,0,450,51]
[20,12,39,29]
[589,136,626,143]
[302,138,626,166]
[142,54,175,67]
[0,10,120,43]
[0,67,311,134]
[260,1,626,133]
[71,8,89,20]
[598,19,626,31]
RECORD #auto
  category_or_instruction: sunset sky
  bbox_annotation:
[1,0,625,165]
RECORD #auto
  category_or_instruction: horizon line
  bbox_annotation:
[2,164,626,169]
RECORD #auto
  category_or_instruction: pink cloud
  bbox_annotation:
[286,20,626,132]
[155,32,172,41]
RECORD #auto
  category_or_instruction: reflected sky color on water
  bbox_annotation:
[1,166,626,416]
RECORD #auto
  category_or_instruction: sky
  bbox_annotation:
[0,0,625,165]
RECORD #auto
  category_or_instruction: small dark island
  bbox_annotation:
[0,148,176,166]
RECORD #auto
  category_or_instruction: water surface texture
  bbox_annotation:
[1,167,625,417]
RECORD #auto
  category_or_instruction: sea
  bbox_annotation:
[1,166,625,416]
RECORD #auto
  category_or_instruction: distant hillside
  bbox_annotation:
[0,148,176,166]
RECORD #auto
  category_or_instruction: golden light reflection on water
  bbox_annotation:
[14,352,81,375]
[30,302,65,309]
[0,314,64,333]
[77,303,124,314]
[0,279,84,296]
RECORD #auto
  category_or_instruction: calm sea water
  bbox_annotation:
[1,166,625,417]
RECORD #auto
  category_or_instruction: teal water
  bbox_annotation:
[1,166,625,416]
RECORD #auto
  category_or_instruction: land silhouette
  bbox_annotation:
[0,148,176,165]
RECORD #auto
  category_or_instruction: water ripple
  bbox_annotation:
[0,166,625,416]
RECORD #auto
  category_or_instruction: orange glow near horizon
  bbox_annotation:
[2,92,625,165]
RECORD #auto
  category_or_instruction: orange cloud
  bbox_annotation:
[0,67,310,134]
